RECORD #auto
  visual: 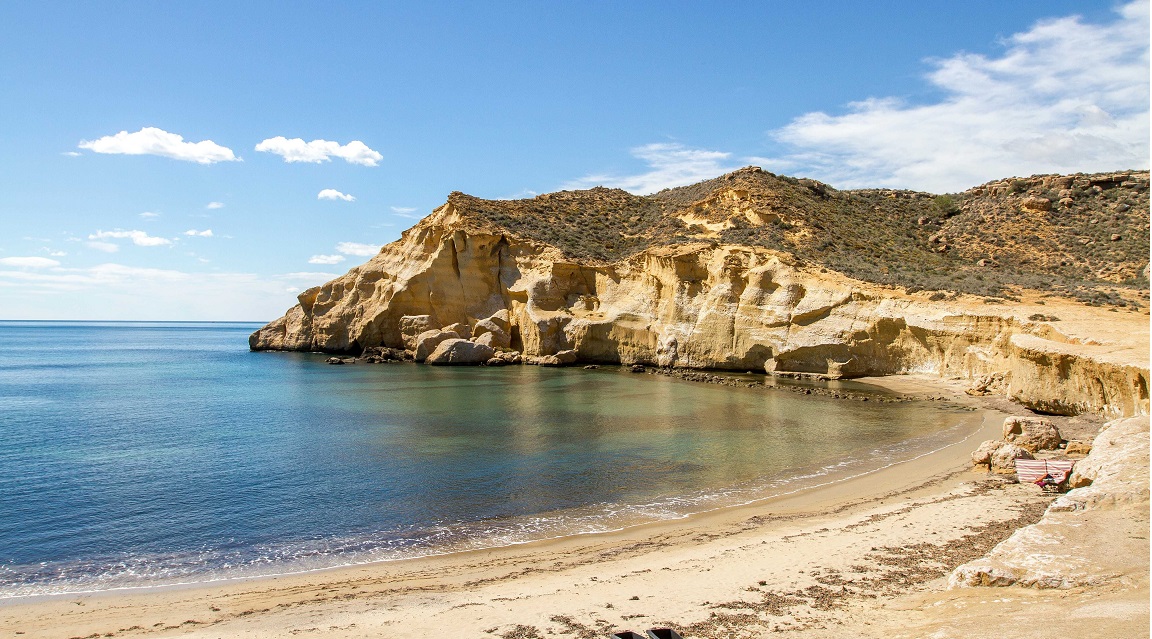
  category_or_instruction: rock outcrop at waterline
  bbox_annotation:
[251,167,1150,418]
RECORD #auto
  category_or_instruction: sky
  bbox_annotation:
[0,1,1147,321]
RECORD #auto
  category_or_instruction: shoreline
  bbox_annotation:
[0,373,1061,638]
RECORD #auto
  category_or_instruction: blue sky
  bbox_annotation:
[0,1,1147,321]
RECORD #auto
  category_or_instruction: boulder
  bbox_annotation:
[555,349,578,365]
[440,322,472,340]
[1064,440,1093,456]
[474,312,511,337]
[535,354,563,367]
[474,328,511,349]
[971,440,1002,467]
[426,339,495,365]
[1002,416,1062,452]
[991,443,1033,474]
[414,329,461,362]
[399,315,433,350]
[497,351,522,364]
[485,357,507,367]
[1020,196,1052,212]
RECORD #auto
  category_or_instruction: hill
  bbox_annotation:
[450,167,1149,306]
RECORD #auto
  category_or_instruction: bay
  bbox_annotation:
[0,321,970,596]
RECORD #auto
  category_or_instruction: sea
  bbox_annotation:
[0,321,975,598]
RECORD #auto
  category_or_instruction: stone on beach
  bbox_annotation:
[1002,415,1062,452]
[989,442,1033,473]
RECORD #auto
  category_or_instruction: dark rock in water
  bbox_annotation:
[630,364,646,373]
[326,357,345,365]
[496,351,522,365]
[584,364,599,369]
[361,346,410,361]
[535,354,563,367]
[485,357,507,367]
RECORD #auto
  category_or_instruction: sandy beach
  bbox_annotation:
[4,373,1144,639]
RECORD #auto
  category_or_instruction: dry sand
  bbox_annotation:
[3,373,1145,639]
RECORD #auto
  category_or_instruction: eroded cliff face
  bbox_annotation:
[251,198,1149,419]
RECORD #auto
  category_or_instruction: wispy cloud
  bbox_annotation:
[62,151,81,157]
[86,241,119,253]
[564,143,740,194]
[0,256,60,268]
[44,249,67,257]
[139,211,160,219]
[256,137,382,166]
[335,241,381,256]
[206,201,225,210]
[88,229,172,247]
[318,189,356,202]
[0,264,339,321]
[308,254,346,265]
[184,229,213,237]
[759,1,1150,192]
[78,127,239,164]
[390,206,419,218]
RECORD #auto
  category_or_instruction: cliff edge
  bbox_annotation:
[252,167,1149,418]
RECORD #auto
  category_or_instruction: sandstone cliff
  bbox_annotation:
[252,168,1149,418]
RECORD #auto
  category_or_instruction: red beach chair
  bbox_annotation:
[1014,459,1076,492]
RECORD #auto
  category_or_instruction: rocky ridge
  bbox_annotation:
[251,168,1149,419]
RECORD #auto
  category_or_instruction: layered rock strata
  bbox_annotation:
[252,169,1149,419]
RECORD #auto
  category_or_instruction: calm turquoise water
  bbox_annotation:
[0,321,972,597]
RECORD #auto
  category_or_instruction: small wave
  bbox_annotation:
[0,419,975,599]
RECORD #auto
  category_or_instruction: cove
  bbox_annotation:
[0,321,972,597]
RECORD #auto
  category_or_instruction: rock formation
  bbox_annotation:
[251,167,1149,418]
[951,416,1149,589]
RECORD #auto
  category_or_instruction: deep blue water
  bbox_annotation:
[0,321,972,596]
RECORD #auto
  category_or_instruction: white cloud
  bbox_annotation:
[0,256,60,268]
[255,137,382,166]
[184,229,213,237]
[46,250,67,257]
[761,1,1150,192]
[87,241,119,253]
[308,254,346,265]
[206,201,225,209]
[335,241,382,256]
[139,211,160,219]
[564,143,740,194]
[0,264,339,321]
[78,127,239,164]
[89,229,172,247]
[318,189,356,202]
[62,151,81,157]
